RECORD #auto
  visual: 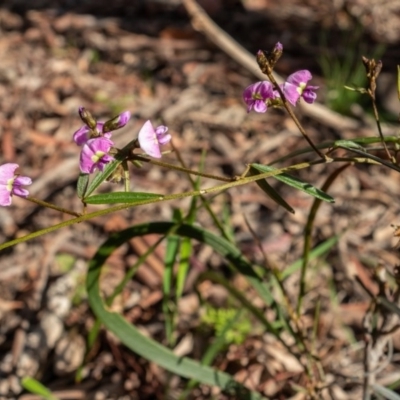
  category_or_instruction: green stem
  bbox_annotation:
[265,71,326,160]
[26,196,80,217]
[132,155,233,182]
[370,95,393,162]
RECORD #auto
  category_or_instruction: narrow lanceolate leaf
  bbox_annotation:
[77,173,90,199]
[249,166,294,214]
[85,191,163,205]
[251,163,335,203]
[333,140,365,150]
[84,159,122,199]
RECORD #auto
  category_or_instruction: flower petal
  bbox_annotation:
[0,163,18,184]
[282,82,301,105]
[14,176,32,186]
[253,100,267,113]
[286,70,312,86]
[302,88,318,103]
[12,187,29,198]
[73,122,105,146]
[0,186,12,206]
[138,120,161,158]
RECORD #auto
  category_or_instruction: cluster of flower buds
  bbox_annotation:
[243,43,318,113]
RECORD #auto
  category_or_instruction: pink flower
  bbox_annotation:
[243,81,275,113]
[80,137,114,174]
[0,163,32,206]
[138,120,171,158]
[73,122,107,146]
[281,70,318,106]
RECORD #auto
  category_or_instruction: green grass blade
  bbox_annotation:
[21,377,58,400]
[372,384,400,400]
[176,237,191,299]
[281,235,340,280]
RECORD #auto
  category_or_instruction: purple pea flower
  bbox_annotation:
[281,70,318,106]
[138,120,171,159]
[73,122,107,146]
[243,81,275,113]
[80,137,114,174]
[0,163,32,206]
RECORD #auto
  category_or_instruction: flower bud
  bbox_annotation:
[103,111,131,133]
[78,107,97,130]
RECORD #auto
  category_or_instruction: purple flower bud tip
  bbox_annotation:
[138,120,171,158]
[0,163,32,206]
[274,42,283,51]
[117,111,131,128]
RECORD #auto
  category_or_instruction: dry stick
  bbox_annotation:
[181,0,360,131]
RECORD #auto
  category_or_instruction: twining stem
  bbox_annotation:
[264,70,326,160]
[369,95,394,162]
[132,154,233,182]
[26,196,81,217]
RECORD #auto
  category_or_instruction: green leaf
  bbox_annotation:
[249,166,294,213]
[84,159,122,199]
[77,173,89,199]
[21,377,58,400]
[86,222,269,400]
[251,163,335,203]
[333,140,365,150]
[84,191,163,205]
[373,384,400,400]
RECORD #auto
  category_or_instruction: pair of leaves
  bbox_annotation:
[250,163,334,213]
